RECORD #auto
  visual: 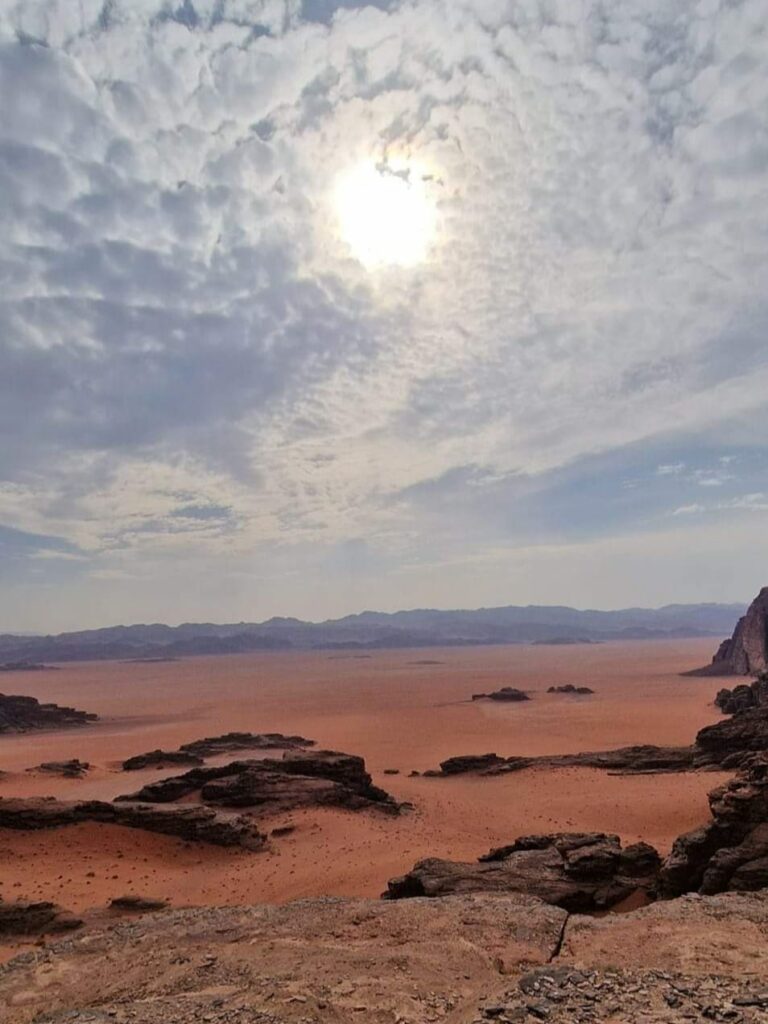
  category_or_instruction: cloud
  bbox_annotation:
[1,0,767,627]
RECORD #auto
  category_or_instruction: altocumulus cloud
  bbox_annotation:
[0,0,767,627]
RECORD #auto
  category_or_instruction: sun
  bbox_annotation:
[335,161,437,269]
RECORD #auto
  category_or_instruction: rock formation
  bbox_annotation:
[430,744,697,777]
[471,686,530,702]
[661,754,768,897]
[384,832,660,911]
[118,749,400,815]
[694,586,768,676]
[122,749,205,771]
[547,684,595,694]
[0,797,267,850]
[5,889,768,1023]
[0,900,82,937]
[26,759,90,777]
[0,693,97,734]
[714,674,768,715]
[178,731,315,757]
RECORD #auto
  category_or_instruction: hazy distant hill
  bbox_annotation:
[0,602,746,664]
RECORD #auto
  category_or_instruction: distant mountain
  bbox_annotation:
[0,602,746,665]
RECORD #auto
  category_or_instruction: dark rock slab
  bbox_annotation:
[122,749,204,771]
[547,684,594,694]
[0,900,82,936]
[109,895,169,912]
[384,832,660,911]
[471,687,530,702]
[0,797,266,850]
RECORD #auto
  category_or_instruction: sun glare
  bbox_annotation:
[335,161,437,269]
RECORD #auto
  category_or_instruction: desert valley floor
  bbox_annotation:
[0,638,732,956]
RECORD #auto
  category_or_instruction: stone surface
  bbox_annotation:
[0,797,266,850]
[547,684,595,694]
[0,894,567,1024]
[0,694,97,734]
[4,893,768,1023]
[384,832,660,911]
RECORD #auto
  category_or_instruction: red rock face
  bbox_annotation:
[711,587,768,675]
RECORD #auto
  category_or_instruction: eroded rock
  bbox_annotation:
[0,797,266,850]
[0,900,82,937]
[384,832,660,911]
[0,694,97,734]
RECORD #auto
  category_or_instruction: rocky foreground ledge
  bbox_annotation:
[2,892,768,1024]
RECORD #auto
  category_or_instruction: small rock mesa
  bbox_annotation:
[0,693,97,734]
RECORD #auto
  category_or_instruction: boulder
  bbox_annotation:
[439,753,507,775]
[547,685,595,694]
[384,832,661,911]
[694,707,768,769]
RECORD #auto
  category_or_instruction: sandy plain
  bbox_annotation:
[0,637,732,951]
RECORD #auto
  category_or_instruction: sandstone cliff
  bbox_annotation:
[696,587,768,676]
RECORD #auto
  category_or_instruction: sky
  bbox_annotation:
[1,0,767,632]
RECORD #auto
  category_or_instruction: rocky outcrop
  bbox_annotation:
[27,759,90,777]
[694,707,768,770]
[121,733,316,771]
[661,755,768,897]
[0,900,82,937]
[548,684,594,694]
[0,797,266,850]
[0,693,97,734]
[430,744,696,776]
[122,749,205,771]
[0,662,58,672]
[109,895,169,912]
[179,731,315,757]
[471,687,530,702]
[694,587,768,676]
[117,750,400,815]
[384,832,661,911]
[4,889,768,1024]
[0,894,568,1024]
[714,675,768,715]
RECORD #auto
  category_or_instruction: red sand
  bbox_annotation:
[0,639,731,928]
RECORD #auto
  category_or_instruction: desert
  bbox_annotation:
[0,638,735,937]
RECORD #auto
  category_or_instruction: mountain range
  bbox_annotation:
[0,602,747,664]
